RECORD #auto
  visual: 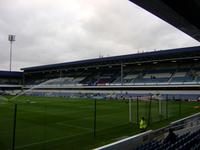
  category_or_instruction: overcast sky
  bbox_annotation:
[0,0,199,71]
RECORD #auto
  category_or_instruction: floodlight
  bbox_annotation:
[8,34,16,71]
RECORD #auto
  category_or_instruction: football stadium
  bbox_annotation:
[1,1,200,150]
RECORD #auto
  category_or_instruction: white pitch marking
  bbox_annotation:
[56,122,92,131]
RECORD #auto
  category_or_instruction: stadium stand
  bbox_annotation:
[0,71,22,85]
[136,129,200,150]
[21,46,200,86]
[0,71,22,95]
[18,46,200,101]
[28,65,200,86]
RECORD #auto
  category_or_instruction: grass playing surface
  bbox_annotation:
[0,96,199,150]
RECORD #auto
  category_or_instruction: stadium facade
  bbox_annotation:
[1,46,200,100]
[0,71,22,95]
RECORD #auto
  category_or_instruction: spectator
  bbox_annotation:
[165,128,177,144]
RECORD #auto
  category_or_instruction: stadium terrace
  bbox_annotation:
[5,46,195,100]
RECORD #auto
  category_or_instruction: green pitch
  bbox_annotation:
[0,96,199,150]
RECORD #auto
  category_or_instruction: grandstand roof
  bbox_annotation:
[0,71,23,78]
[22,46,200,72]
[130,0,200,42]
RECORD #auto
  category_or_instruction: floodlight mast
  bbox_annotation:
[8,35,15,71]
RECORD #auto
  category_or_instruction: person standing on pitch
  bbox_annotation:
[139,117,147,132]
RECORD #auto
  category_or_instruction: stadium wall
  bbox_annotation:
[25,89,200,100]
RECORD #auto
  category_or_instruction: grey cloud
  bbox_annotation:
[0,0,199,71]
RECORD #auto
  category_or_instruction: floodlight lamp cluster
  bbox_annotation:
[8,35,16,42]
